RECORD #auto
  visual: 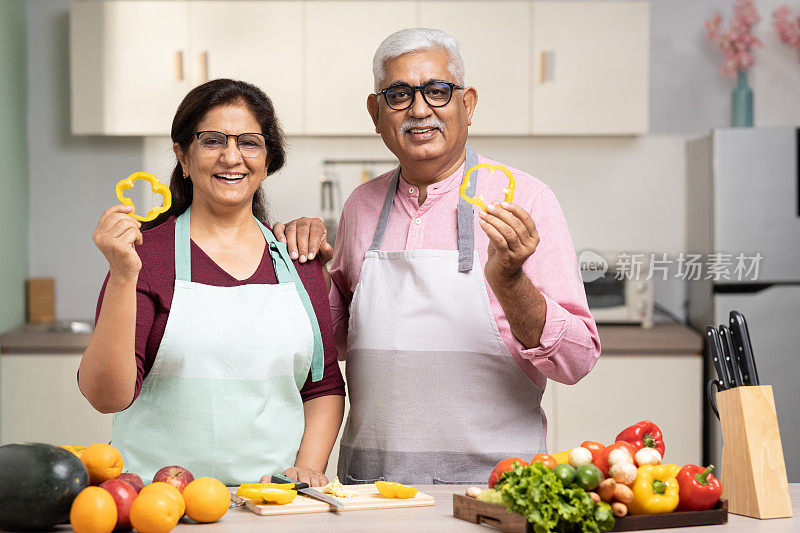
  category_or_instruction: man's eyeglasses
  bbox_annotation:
[194,131,267,158]
[378,81,464,111]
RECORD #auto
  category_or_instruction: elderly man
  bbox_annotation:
[276,28,600,484]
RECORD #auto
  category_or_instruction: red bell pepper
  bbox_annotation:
[615,421,666,457]
[596,441,637,477]
[580,441,606,466]
[676,464,722,511]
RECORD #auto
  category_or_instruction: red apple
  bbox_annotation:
[117,472,144,493]
[152,465,194,492]
[99,479,138,529]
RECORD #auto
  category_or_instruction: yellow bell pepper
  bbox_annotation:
[375,481,418,499]
[550,450,571,465]
[628,464,681,515]
[60,445,86,458]
[459,163,515,212]
[236,486,297,505]
[115,171,172,222]
[237,482,296,491]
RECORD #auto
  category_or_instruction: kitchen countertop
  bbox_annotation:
[51,484,799,532]
[1,322,702,355]
[597,323,703,354]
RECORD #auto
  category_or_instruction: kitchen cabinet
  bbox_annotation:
[542,325,703,465]
[530,1,649,135]
[304,1,416,135]
[0,354,112,446]
[188,2,304,135]
[71,1,191,135]
[418,1,531,135]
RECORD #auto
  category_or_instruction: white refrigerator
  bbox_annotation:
[687,127,800,483]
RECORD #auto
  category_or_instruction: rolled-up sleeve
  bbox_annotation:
[516,187,601,385]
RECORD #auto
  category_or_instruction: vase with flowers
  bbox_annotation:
[773,5,800,62]
[704,0,762,127]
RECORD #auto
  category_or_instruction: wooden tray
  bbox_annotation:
[453,494,728,532]
[231,484,435,516]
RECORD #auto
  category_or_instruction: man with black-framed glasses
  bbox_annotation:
[275,27,600,484]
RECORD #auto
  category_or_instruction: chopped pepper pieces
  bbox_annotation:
[375,481,418,499]
[616,421,666,457]
[628,464,681,515]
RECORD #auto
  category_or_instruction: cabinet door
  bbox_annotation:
[419,1,530,135]
[305,1,416,135]
[531,1,649,135]
[189,2,304,135]
[71,1,191,135]
[551,355,702,465]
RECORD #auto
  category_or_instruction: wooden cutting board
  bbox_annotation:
[231,483,435,516]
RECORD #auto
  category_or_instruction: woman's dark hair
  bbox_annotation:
[142,78,286,230]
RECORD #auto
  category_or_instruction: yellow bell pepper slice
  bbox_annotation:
[375,481,418,499]
[115,171,172,222]
[628,464,681,515]
[459,163,515,212]
[237,482,296,491]
[60,445,86,458]
[236,487,297,505]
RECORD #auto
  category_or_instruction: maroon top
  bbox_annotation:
[94,216,345,407]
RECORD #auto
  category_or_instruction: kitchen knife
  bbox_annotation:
[271,473,344,509]
[718,325,743,387]
[706,326,730,389]
[729,310,760,386]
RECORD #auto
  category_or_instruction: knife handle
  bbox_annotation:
[729,311,760,386]
[706,326,730,389]
[271,473,309,490]
[718,325,742,387]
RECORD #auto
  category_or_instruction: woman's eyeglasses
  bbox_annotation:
[194,131,267,158]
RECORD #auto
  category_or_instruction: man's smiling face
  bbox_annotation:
[368,48,476,171]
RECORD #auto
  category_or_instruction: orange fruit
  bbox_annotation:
[182,477,230,523]
[129,489,182,533]
[69,486,117,533]
[140,482,186,516]
[80,443,123,485]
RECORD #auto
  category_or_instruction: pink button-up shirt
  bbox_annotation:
[329,153,601,390]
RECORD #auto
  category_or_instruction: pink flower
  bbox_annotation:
[773,4,800,63]
[704,0,762,77]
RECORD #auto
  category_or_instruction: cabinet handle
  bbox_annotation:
[199,51,209,83]
[175,50,184,82]
[540,50,555,83]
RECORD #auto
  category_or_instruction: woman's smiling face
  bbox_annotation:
[176,102,268,211]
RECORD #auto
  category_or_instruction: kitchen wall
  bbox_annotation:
[0,0,29,333]
[26,0,800,321]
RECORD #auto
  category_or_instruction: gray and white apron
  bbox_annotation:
[112,208,324,485]
[338,144,546,485]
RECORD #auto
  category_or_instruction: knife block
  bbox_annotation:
[716,385,792,519]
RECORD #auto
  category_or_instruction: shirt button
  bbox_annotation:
[409,187,415,194]
[414,217,422,224]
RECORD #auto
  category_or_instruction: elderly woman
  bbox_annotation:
[79,79,344,486]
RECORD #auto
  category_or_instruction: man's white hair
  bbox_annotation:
[372,28,465,92]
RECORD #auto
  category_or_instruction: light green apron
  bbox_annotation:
[111,208,324,485]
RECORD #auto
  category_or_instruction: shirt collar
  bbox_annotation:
[397,160,467,199]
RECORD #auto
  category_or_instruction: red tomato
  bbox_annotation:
[531,454,557,469]
[580,441,606,465]
[488,458,528,488]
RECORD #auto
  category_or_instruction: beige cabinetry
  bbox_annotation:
[304,1,416,135]
[531,1,649,135]
[542,325,703,466]
[188,2,304,135]
[418,1,531,135]
[0,354,112,446]
[71,0,191,135]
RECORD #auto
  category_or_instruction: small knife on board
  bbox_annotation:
[271,473,344,509]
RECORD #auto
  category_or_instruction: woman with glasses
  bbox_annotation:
[79,79,345,486]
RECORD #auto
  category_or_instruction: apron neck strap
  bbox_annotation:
[368,143,479,272]
[175,208,192,282]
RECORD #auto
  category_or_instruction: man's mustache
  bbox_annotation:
[400,118,444,133]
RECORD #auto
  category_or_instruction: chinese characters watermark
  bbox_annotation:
[579,251,763,282]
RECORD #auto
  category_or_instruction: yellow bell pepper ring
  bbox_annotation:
[115,171,172,222]
[628,464,682,515]
[550,449,571,465]
[458,163,515,212]
[375,481,418,499]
